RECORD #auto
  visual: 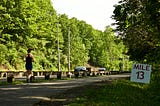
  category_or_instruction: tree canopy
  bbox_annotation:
[0,0,129,71]
[112,0,160,63]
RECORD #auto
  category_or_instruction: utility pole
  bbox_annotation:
[57,22,60,72]
[68,27,71,72]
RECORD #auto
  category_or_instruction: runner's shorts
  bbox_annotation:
[25,64,33,70]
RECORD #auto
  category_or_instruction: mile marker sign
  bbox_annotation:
[130,64,152,84]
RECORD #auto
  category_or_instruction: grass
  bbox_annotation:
[69,80,159,106]
[0,80,24,85]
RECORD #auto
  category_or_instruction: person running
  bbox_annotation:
[24,48,34,82]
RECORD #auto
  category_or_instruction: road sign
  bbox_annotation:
[130,63,152,84]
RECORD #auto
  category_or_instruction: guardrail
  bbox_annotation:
[0,70,130,83]
[0,70,130,78]
[0,71,69,78]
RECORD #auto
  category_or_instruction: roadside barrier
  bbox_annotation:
[0,70,130,83]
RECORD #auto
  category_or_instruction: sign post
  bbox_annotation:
[130,64,152,84]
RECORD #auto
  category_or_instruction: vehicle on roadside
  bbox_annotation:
[74,66,87,77]
[97,68,111,75]
[98,68,106,75]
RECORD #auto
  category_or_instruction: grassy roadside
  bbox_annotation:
[2,76,159,106]
[68,80,159,106]
[35,78,159,106]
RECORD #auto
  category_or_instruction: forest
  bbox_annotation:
[0,0,131,72]
[112,0,160,86]
[112,0,160,67]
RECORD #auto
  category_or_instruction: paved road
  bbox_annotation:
[0,74,130,106]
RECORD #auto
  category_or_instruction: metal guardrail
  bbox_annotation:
[0,70,130,83]
[0,70,130,78]
[0,71,70,78]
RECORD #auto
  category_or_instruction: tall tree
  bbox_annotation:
[0,0,128,71]
[112,0,160,62]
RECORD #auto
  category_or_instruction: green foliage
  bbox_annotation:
[89,27,127,71]
[0,44,8,64]
[112,0,160,63]
[69,80,159,106]
[0,0,130,71]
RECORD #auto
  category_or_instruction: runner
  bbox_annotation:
[24,48,34,82]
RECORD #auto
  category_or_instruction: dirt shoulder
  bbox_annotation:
[34,80,113,106]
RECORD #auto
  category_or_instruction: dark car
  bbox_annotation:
[98,68,106,71]
[74,66,87,77]
[98,68,106,75]
[74,66,86,71]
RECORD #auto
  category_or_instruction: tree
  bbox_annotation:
[69,17,89,68]
[112,0,160,62]
[0,0,128,71]
[0,0,59,70]
[89,26,125,71]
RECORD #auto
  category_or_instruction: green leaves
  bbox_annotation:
[0,0,127,71]
[112,0,160,63]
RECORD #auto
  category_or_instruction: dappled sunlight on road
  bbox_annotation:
[0,87,22,90]
[20,96,51,101]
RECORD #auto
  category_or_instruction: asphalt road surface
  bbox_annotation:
[0,74,130,106]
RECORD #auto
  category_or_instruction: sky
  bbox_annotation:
[51,0,119,31]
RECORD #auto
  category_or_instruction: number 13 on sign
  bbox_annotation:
[136,71,144,79]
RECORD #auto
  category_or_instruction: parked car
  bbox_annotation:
[98,68,106,71]
[74,66,87,77]
[98,68,106,75]
[74,66,86,71]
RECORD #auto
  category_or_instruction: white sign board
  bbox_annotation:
[130,64,152,84]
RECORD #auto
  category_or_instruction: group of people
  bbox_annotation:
[24,48,34,82]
